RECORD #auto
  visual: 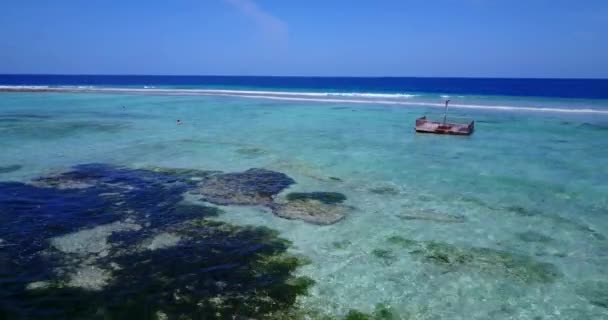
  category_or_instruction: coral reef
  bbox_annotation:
[196,168,295,206]
[398,209,466,223]
[576,281,608,309]
[235,146,267,157]
[343,304,401,320]
[516,231,554,243]
[385,236,561,283]
[286,192,347,205]
[368,185,400,196]
[196,170,350,225]
[371,249,398,265]
[0,164,22,174]
[0,164,313,319]
[271,192,350,225]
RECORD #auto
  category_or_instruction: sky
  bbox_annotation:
[0,0,607,78]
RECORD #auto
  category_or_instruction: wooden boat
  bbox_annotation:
[415,100,474,135]
[415,116,474,135]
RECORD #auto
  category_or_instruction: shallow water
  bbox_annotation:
[1,91,608,319]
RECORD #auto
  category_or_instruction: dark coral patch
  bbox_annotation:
[0,164,22,174]
[271,200,349,225]
[517,231,554,243]
[5,220,313,320]
[270,192,350,225]
[385,237,561,284]
[267,192,350,225]
[286,192,346,205]
[197,168,295,206]
[343,304,400,320]
[576,281,608,309]
[1,118,129,140]
[371,249,397,266]
[195,171,352,225]
[0,164,312,319]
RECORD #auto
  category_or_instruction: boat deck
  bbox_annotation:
[415,116,474,135]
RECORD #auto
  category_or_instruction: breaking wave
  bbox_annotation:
[1,86,607,115]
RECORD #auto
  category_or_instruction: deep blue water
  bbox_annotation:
[1,74,608,99]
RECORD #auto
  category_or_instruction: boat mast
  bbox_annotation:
[443,99,450,124]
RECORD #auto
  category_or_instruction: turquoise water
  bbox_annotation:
[1,91,608,319]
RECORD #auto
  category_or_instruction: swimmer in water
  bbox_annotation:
[177,119,182,125]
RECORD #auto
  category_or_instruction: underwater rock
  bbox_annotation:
[0,113,52,120]
[148,166,219,180]
[505,205,543,217]
[15,220,314,319]
[345,310,373,320]
[343,304,400,320]
[332,239,352,249]
[1,117,129,141]
[51,221,142,256]
[36,163,205,190]
[0,164,313,319]
[422,242,560,283]
[0,164,22,174]
[65,264,111,291]
[576,281,608,309]
[197,168,296,206]
[170,203,224,219]
[26,281,53,291]
[272,199,349,225]
[369,304,400,320]
[544,215,607,241]
[235,146,267,157]
[33,174,98,189]
[270,192,349,224]
[371,249,397,265]
[368,185,400,196]
[501,205,606,242]
[286,192,347,205]
[386,237,561,283]
[580,122,608,131]
[508,206,607,242]
[386,235,417,248]
[140,232,181,251]
[270,158,331,182]
[517,231,554,243]
[398,210,466,223]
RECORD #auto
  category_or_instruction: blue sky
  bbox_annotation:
[0,0,607,78]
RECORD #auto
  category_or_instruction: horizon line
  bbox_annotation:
[1,73,607,81]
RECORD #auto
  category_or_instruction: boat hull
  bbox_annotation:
[415,117,474,135]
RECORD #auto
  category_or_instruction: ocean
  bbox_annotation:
[1,75,607,319]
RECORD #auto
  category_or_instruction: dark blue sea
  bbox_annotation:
[1,74,608,99]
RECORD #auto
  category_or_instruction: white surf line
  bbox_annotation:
[192,92,608,115]
[186,89,419,98]
[0,86,417,98]
[2,86,608,115]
